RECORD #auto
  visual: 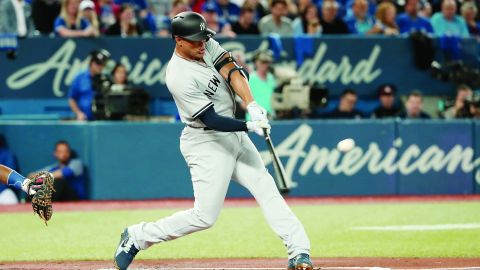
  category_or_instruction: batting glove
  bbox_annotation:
[247,101,268,121]
[246,120,271,137]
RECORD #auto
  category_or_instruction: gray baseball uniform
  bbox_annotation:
[127,38,310,259]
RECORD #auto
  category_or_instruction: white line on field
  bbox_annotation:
[351,223,480,231]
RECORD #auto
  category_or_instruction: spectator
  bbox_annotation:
[32,0,61,35]
[431,0,469,37]
[190,0,206,13]
[0,135,19,205]
[110,63,131,92]
[201,0,240,23]
[461,2,480,36]
[80,0,100,36]
[344,0,374,34]
[444,84,478,118]
[111,0,157,35]
[320,0,350,34]
[243,0,268,22]
[54,0,96,37]
[156,0,190,36]
[247,51,276,120]
[398,90,431,118]
[30,140,87,201]
[96,0,121,33]
[397,0,434,34]
[371,84,402,118]
[296,0,312,15]
[292,3,322,36]
[0,0,35,37]
[231,4,260,34]
[419,0,432,18]
[148,0,172,21]
[69,49,111,121]
[258,0,293,35]
[202,2,236,37]
[368,1,399,35]
[106,4,144,36]
[323,89,363,119]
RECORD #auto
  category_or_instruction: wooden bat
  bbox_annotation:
[263,129,291,194]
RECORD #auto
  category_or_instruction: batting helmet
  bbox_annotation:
[171,11,216,41]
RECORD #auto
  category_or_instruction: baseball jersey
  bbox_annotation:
[166,38,236,128]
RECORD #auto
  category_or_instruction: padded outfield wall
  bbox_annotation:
[0,120,478,199]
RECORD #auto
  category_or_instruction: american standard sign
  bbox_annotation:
[3,36,471,98]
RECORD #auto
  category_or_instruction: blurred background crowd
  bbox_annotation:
[1,0,479,38]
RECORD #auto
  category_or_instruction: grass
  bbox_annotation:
[1,201,479,261]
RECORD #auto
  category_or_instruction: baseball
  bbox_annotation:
[337,138,355,152]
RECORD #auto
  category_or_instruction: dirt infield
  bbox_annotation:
[2,194,480,213]
[1,257,480,270]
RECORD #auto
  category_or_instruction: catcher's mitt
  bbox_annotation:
[28,171,55,225]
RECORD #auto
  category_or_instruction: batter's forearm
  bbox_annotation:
[218,56,254,105]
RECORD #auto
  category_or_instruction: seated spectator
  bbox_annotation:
[368,1,399,35]
[96,0,121,33]
[296,0,312,15]
[115,0,154,31]
[444,84,478,118]
[431,0,469,37]
[460,2,480,36]
[419,0,432,18]
[80,0,100,36]
[0,0,35,37]
[232,4,260,34]
[69,49,111,121]
[292,3,322,36]
[201,0,240,23]
[106,4,144,36]
[54,0,97,37]
[30,140,87,201]
[0,135,19,205]
[202,2,236,37]
[323,89,363,119]
[243,0,268,22]
[110,63,131,91]
[247,51,276,119]
[397,0,434,34]
[258,0,293,35]
[344,0,374,34]
[156,0,189,36]
[398,90,431,118]
[32,0,61,35]
[371,84,402,118]
[320,0,350,34]
[148,0,172,22]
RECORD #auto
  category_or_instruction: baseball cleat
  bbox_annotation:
[114,229,139,270]
[287,253,313,270]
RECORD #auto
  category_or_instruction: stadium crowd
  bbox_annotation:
[0,0,478,38]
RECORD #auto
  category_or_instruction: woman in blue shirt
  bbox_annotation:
[54,0,96,37]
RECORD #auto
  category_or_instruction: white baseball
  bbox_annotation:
[337,138,355,152]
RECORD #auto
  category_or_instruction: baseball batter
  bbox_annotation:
[114,11,313,270]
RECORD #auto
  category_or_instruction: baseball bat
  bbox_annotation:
[263,129,290,194]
